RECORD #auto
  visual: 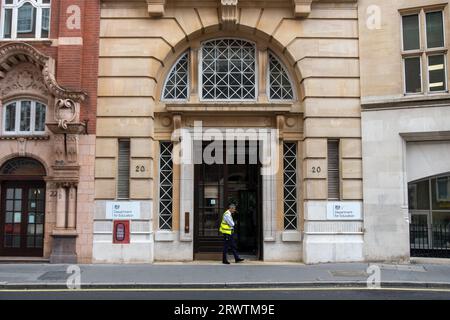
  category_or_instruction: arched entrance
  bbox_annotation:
[0,157,46,257]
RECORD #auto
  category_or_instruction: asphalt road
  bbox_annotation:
[1,288,450,300]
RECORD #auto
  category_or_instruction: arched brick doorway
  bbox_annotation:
[0,157,46,257]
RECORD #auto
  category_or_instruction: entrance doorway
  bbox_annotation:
[0,158,46,257]
[194,141,262,260]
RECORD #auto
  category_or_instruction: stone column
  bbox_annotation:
[56,184,67,229]
[67,185,77,229]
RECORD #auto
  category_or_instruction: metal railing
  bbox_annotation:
[410,224,450,258]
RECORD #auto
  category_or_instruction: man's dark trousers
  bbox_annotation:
[223,233,240,262]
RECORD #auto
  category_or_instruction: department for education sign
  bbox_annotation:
[327,202,362,220]
[106,202,141,220]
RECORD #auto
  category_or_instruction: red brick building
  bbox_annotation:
[0,0,100,263]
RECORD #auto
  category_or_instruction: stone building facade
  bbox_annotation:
[3,0,447,265]
[359,0,450,261]
[94,0,364,264]
[0,0,99,263]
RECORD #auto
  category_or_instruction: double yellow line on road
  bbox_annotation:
[0,287,450,293]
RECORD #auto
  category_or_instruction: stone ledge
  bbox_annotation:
[155,230,175,242]
[282,231,302,242]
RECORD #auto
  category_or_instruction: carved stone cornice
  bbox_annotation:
[147,0,166,17]
[0,42,87,102]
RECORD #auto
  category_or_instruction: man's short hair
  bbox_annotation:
[229,204,236,209]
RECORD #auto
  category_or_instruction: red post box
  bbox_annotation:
[113,220,130,244]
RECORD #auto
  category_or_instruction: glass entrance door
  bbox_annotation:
[194,141,262,259]
[0,181,45,257]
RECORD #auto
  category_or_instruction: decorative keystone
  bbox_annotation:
[220,0,238,29]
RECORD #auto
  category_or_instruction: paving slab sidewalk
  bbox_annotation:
[0,262,449,289]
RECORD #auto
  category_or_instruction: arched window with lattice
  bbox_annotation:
[162,52,189,101]
[268,52,294,101]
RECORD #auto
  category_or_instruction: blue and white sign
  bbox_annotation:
[327,202,362,220]
[106,202,141,220]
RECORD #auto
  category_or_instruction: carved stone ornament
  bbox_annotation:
[0,63,48,99]
[220,0,238,29]
[0,42,87,102]
[55,99,78,130]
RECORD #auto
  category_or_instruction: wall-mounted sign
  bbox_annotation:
[106,202,140,220]
[327,202,362,220]
[113,220,130,244]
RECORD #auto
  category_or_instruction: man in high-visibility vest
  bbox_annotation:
[219,204,244,264]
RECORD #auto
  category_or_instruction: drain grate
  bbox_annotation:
[37,271,69,281]
[330,270,369,277]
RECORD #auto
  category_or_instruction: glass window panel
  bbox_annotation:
[6,200,13,211]
[5,212,13,224]
[35,103,46,132]
[27,224,35,235]
[36,213,44,224]
[408,180,430,210]
[269,53,294,100]
[6,188,14,199]
[163,53,189,100]
[14,188,22,198]
[5,102,16,132]
[201,39,256,100]
[4,223,13,234]
[35,236,43,248]
[432,212,450,227]
[402,14,420,51]
[13,224,20,234]
[28,212,35,224]
[36,200,44,211]
[14,200,21,211]
[41,8,50,38]
[12,235,20,248]
[426,11,445,48]
[5,0,14,5]
[35,224,43,235]
[17,3,35,34]
[404,57,422,93]
[20,101,31,131]
[432,176,450,210]
[27,236,35,248]
[428,55,446,92]
[14,212,21,223]
[4,235,12,247]
[3,8,12,38]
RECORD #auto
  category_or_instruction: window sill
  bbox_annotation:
[0,134,50,140]
[0,39,53,46]
[361,93,450,110]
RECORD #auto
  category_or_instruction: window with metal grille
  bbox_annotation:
[117,140,130,199]
[159,142,173,230]
[268,53,294,101]
[200,39,257,100]
[162,52,189,101]
[283,142,298,230]
[327,140,340,200]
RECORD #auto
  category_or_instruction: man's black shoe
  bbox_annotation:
[223,260,230,264]
[235,258,245,263]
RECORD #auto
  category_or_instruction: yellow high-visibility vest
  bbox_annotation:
[219,210,233,235]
